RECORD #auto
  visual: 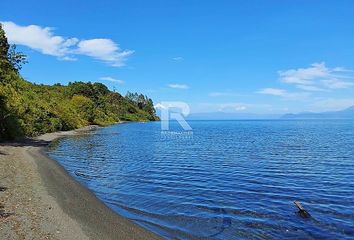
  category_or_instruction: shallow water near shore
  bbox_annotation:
[47,120,354,239]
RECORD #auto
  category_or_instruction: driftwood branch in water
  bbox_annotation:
[294,200,311,218]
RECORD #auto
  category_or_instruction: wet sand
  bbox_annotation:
[0,126,161,240]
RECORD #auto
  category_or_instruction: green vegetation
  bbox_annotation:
[0,24,159,140]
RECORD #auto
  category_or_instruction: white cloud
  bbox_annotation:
[168,83,189,89]
[217,103,249,112]
[321,79,354,89]
[193,102,297,114]
[99,76,124,84]
[278,62,328,85]
[257,88,310,100]
[198,102,271,113]
[278,62,354,91]
[257,88,288,96]
[296,85,326,92]
[208,92,247,98]
[77,39,133,67]
[1,21,78,57]
[1,21,132,67]
[235,106,247,111]
[60,56,77,61]
[172,56,183,61]
[209,92,231,97]
[257,63,354,107]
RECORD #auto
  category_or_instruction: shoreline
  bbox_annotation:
[0,125,161,239]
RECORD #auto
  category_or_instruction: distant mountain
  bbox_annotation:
[281,106,354,119]
[187,112,281,120]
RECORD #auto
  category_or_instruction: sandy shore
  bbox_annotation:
[0,126,161,240]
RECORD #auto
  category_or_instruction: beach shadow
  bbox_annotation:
[0,186,13,219]
[0,150,7,155]
[0,138,52,148]
[0,203,13,219]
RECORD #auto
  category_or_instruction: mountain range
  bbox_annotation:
[281,106,354,119]
[186,112,281,120]
[184,106,354,120]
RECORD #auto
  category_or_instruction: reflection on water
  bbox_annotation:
[48,120,354,239]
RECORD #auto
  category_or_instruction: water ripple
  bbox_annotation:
[48,120,354,239]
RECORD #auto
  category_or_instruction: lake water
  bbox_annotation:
[47,120,354,239]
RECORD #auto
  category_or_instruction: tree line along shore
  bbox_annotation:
[0,24,159,141]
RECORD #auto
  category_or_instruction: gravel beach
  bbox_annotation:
[0,126,161,240]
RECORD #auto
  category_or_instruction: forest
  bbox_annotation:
[0,24,159,140]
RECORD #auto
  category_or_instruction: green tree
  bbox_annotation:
[0,23,159,140]
[70,95,95,123]
[0,24,10,67]
[7,44,27,71]
[0,95,22,140]
[0,24,27,74]
[68,81,95,98]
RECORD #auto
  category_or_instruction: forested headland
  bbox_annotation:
[0,24,159,140]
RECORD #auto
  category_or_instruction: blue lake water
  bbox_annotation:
[47,120,354,239]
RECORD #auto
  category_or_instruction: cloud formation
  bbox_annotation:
[172,56,183,61]
[257,62,354,109]
[209,92,232,97]
[197,102,273,113]
[257,88,309,100]
[99,76,124,84]
[168,83,189,89]
[257,88,287,96]
[77,39,133,67]
[1,21,78,58]
[1,21,132,67]
[217,103,248,112]
[279,62,354,91]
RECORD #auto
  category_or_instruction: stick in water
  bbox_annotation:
[294,200,311,218]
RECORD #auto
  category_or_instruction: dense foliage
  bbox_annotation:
[0,24,158,140]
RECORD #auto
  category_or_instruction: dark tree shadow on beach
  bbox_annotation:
[0,203,13,219]
[0,137,52,148]
[0,186,12,219]
[0,150,7,155]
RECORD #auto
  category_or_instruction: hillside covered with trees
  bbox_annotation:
[0,24,159,140]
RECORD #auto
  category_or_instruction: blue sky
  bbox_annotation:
[1,0,354,114]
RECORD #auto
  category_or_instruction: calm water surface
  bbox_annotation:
[47,120,354,239]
